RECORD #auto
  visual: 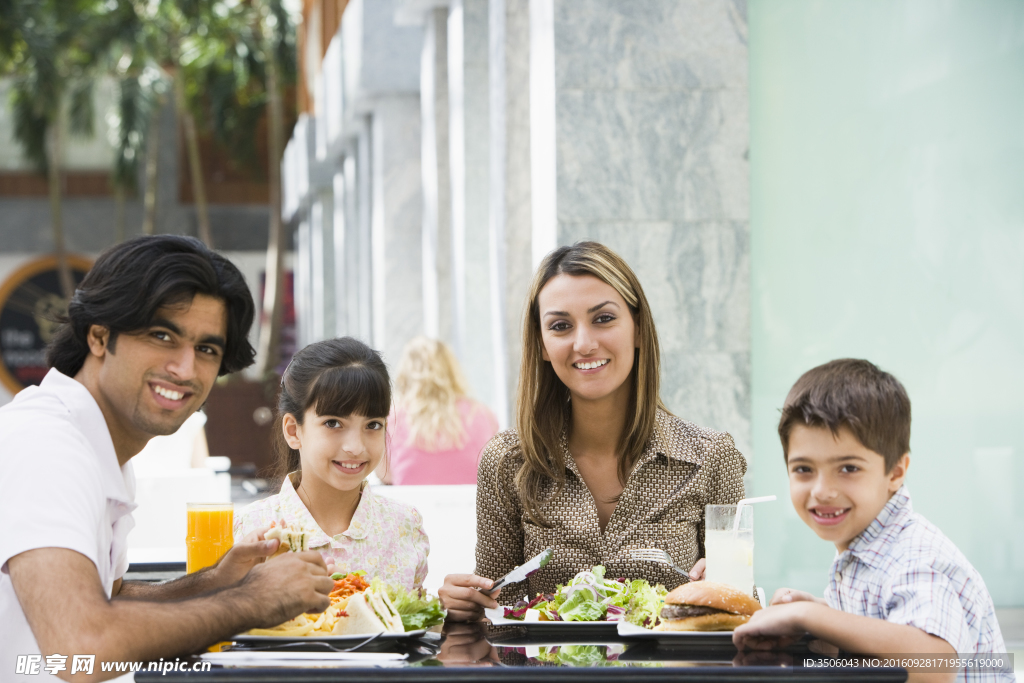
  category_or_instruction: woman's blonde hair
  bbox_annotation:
[513,241,666,525]
[395,336,471,450]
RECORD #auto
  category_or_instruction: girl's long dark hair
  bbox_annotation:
[274,337,392,482]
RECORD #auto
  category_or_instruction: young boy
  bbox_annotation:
[732,359,1012,682]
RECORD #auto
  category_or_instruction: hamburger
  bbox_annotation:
[655,581,761,631]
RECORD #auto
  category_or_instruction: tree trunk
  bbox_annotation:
[142,94,162,236]
[46,122,74,301]
[114,184,126,243]
[256,16,287,379]
[173,73,213,248]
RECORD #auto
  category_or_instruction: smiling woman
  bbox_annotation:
[439,242,748,622]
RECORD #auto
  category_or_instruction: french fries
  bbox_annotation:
[245,599,351,636]
[244,575,360,637]
[245,614,317,637]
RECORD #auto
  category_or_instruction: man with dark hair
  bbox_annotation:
[0,236,333,681]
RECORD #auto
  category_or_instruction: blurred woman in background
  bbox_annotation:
[379,336,498,485]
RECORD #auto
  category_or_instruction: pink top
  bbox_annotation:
[234,473,429,589]
[385,398,499,485]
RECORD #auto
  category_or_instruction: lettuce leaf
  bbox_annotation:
[385,584,446,631]
[538,645,608,666]
[559,600,606,622]
[622,579,666,627]
[557,589,606,621]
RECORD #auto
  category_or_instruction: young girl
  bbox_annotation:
[234,337,428,590]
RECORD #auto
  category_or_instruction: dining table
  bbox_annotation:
[128,562,907,683]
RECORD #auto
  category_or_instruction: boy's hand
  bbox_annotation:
[732,603,809,651]
[770,587,823,606]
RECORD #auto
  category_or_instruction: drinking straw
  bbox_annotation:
[732,495,777,533]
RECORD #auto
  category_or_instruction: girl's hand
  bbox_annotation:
[689,557,706,581]
[439,574,501,622]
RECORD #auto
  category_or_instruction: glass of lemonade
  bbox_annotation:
[704,504,754,595]
[186,503,234,574]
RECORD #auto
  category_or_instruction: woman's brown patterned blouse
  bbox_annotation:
[474,409,746,603]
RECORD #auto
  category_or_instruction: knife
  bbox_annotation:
[482,548,553,594]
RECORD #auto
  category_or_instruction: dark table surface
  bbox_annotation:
[134,621,908,683]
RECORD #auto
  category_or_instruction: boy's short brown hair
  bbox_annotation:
[778,359,911,472]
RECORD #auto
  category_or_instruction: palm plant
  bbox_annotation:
[97,0,170,240]
[255,0,293,380]
[154,0,217,247]
[0,0,106,299]
[198,0,295,378]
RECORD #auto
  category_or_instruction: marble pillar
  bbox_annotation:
[355,122,374,344]
[421,8,454,346]
[332,169,348,338]
[371,96,424,366]
[448,0,468,361]
[489,0,534,427]
[452,0,498,414]
[553,0,751,454]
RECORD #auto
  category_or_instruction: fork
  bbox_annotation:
[629,548,690,580]
[229,632,384,653]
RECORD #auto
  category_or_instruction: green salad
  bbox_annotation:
[385,582,446,631]
[503,565,666,627]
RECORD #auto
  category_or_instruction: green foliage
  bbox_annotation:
[10,82,48,170]
[2,0,299,185]
[179,0,298,177]
[1,0,111,172]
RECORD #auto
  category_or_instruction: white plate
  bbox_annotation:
[232,629,426,643]
[485,607,619,628]
[616,622,737,638]
[204,652,407,662]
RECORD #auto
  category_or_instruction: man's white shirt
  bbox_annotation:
[0,369,136,680]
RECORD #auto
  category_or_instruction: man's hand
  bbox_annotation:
[116,528,281,601]
[732,603,809,651]
[239,550,334,627]
[689,557,706,581]
[11,546,334,682]
[438,574,500,622]
[207,526,280,589]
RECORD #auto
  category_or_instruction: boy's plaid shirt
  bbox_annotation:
[826,486,1013,682]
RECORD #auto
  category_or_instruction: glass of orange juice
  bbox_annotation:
[186,503,234,574]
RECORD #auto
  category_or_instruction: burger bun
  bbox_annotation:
[654,612,752,631]
[656,581,761,632]
[664,581,762,615]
